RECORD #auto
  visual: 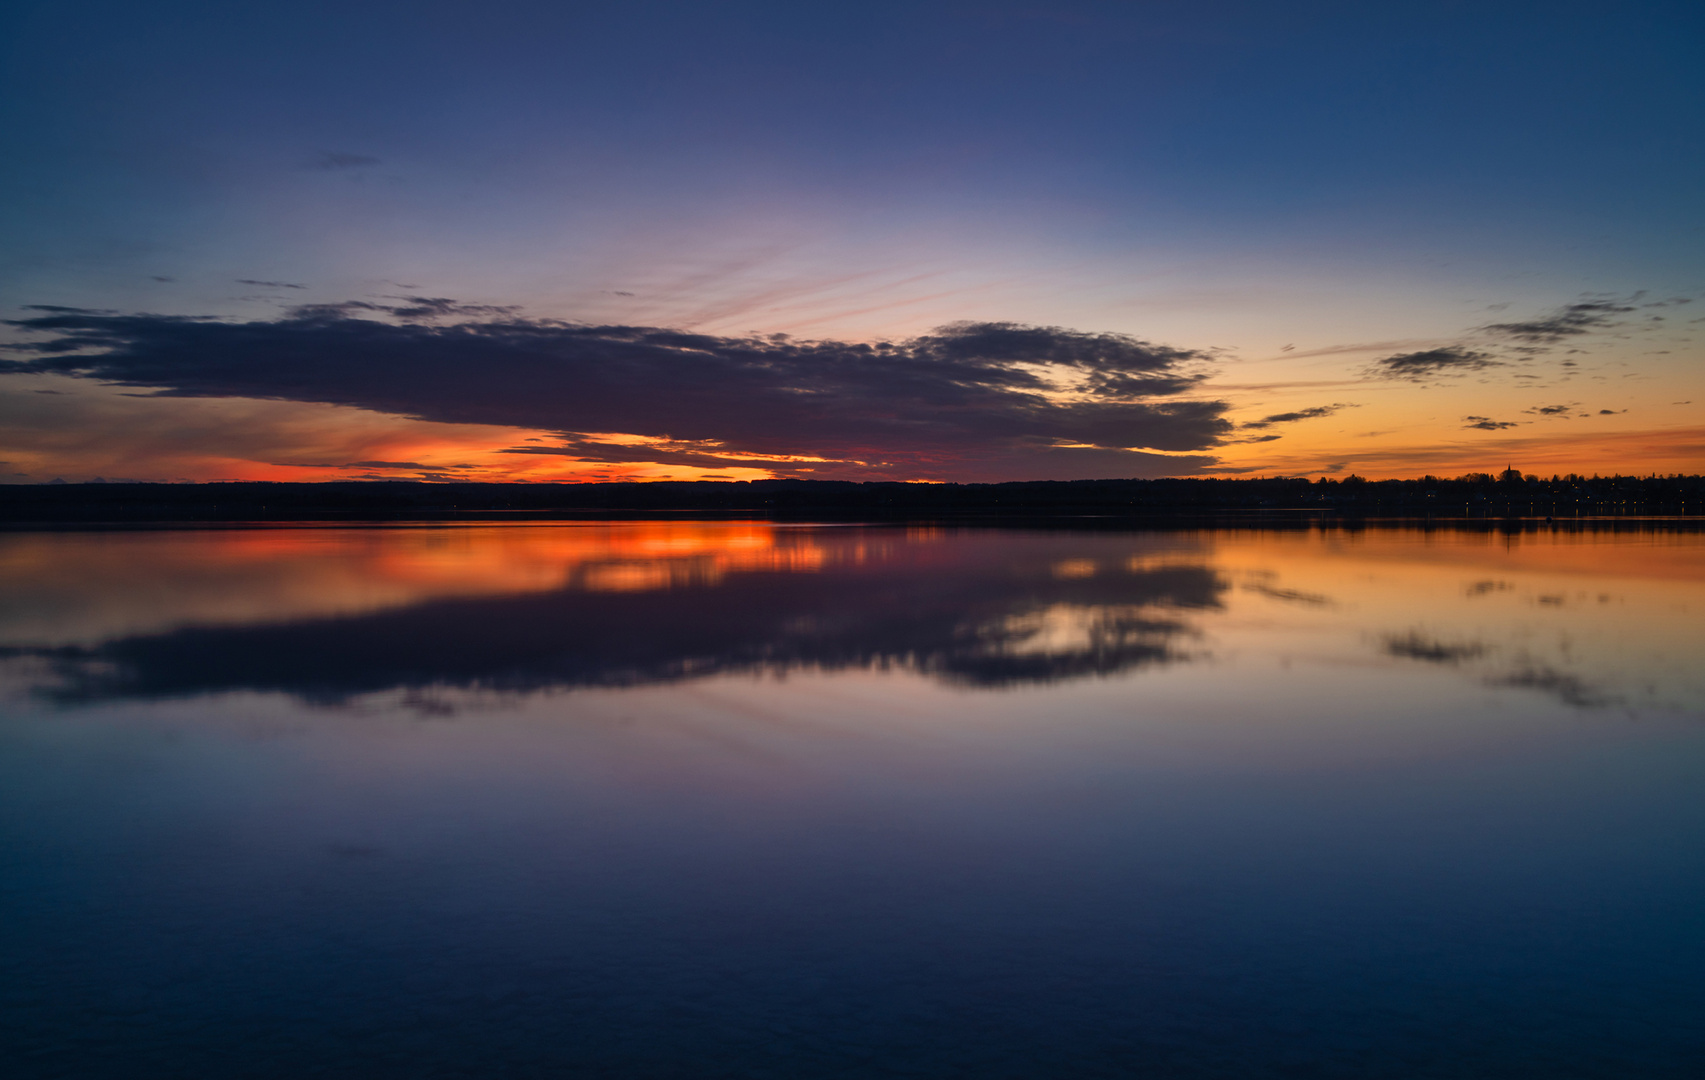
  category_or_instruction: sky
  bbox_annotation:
[1,0,1701,484]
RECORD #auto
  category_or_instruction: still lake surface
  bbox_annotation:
[2,520,1703,1078]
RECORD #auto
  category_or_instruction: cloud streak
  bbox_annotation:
[1369,346,1499,381]
[1480,300,1635,344]
[1240,403,1354,429]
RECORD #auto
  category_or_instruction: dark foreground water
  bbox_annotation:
[2,521,1703,1078]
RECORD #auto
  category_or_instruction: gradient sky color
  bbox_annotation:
[2,0,1701,482]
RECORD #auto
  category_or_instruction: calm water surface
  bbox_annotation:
[2,522,1703,1078]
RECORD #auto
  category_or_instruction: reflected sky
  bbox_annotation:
[4,524,1705,1077]
[2,522,1701,715]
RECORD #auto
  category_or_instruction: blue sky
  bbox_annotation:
[2,0,1701,481]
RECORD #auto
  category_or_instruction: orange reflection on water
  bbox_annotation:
[356,522,835,592]
[0,522,848,646]
[565,524,831,591]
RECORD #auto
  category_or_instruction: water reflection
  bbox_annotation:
[3,527,1223,701]
[5,522,1705,1078]
[1,522,1702,713]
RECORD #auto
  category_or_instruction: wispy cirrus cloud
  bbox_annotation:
[1240,403,1355,429]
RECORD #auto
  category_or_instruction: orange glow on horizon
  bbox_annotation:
[1188,424,1705,481]
[3,367,1698,485]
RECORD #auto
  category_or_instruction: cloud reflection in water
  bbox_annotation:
[12,528,1223,704]
[2,523,1701,716]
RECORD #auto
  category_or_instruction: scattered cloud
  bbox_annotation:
[236,279,307,290]
[1370,346,1498,381]
[1463,416,1521,430]
[1241,402,1355,429]
[1343,296,1657,389]
[1480,299,1635,344]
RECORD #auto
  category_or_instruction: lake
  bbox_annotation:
[3,521,1703,1077]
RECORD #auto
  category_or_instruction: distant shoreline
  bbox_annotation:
[1,476,1699,525]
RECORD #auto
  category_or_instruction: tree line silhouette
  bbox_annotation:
[1,473,1701,522]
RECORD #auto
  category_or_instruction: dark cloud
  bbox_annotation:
[1481,300,1634,343]
[288,297,521,320]
[1462,416,1521,430]
[379,296,522,319]
[236,279,307,289]
[311,152,381,170]
[1,307,1232,481]
[1240,403,1353,429]
[1370,346,1498,381]
[1526,403,1574,416]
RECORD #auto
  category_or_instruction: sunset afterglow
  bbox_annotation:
[2,3,1698,484]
